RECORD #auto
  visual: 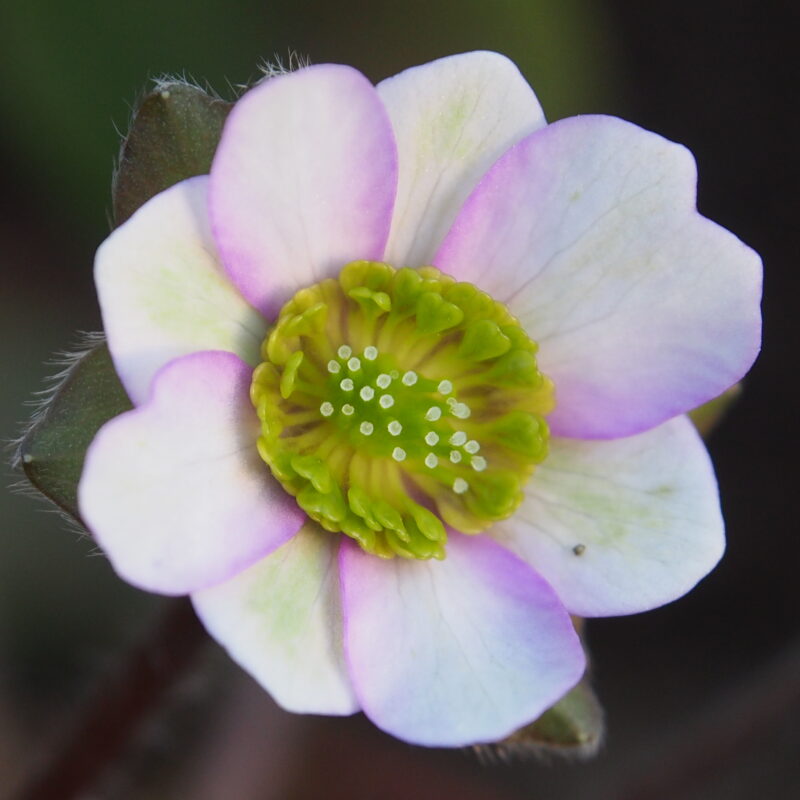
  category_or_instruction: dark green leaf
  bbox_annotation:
[689,383,742,438]
[19,343,132,523]
[502,678,605,756]
[113,82,232,225]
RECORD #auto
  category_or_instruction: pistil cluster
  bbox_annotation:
[251,261,554,559]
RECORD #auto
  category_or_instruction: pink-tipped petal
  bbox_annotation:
[95,176,267,406]
[193,522,358,715]
[436,115,762,439]
[340,533,584,746]
[378,51,546,268]
[490,416,725,618]
[79,351,305,595]
[209,64,398,319]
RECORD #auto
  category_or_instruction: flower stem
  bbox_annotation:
[10,598,207,800]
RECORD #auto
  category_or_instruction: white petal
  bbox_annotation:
[95,176,267,406]
[340,533,584,746]
[436,115,762,438]
[490,416,725,617]
[79,351,305,595]
[379,51,546,268]
[209,64,397,319]
[193,522,358,715]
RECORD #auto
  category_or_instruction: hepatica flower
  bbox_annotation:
[78,52,761,747]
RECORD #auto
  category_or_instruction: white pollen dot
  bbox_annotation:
[342,404,355,416]
[449,450,462,463]
[424,431,439,446]
[471,456,487,472]
[402,371,418,386]
[392,447,406,462]
[452,402,471,419]
[449,431,467,446]
[360,386,375,401]
[327,360,341,374]
[347,357,361,371]
[446,397,458,408]
[320,402,334,417]
[379,394,395,409]
[388,420,403,436]
[438,380,453,395]
[340,378,354,391]
[376,373,392,389]
[338,345,352,359]
[453,478,469,495]
[363,346,378,361]
[464,440,480,454]
[424,453,438,469]
[425,407,442,421]
[360,421,374,435]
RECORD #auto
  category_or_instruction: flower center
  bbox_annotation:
[251,261,554,559]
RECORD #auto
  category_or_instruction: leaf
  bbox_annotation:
[689,383,742,438]
[502,678,605,756]
[19,342,132,524]
[113,81,232,225]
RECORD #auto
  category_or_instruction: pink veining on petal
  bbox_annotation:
[339,532,585,746]
[79,350,305,595]
[436,115,762,439]
[209,64,399,320]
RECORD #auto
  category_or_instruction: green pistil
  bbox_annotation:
[251,261,554,560]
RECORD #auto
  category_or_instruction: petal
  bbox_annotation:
[192,521,357,715]
[436,115,762,438]
[79,351,305,595]
[340,532,585,746]
[95,176,267,406]
[209,64,398,319]
[378,51,546,268]
[490,416,725,618]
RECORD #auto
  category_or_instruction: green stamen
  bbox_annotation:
[251,261,554,560]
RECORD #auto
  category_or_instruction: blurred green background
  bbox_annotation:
[2,1,797,798]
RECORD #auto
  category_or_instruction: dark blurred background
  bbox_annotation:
[2,1,798,798]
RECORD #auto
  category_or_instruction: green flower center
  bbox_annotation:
[251,261,554,559]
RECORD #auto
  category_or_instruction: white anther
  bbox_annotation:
[392,447,407,462]
[451,402,471,419]
[338,345,352,359]
[424,453,438,469]
[449,431,467,446]
[446,397,458,407]
[320,402,334,417]
[347,357,361,371]
[449,451,462,463]
[464,440,480,454]
[453,478,469,495]
[438,379,453,395]
[327,360,341,374]
[379,394,395,409]
[363,346,378,361]
[424,431,439,446]
[425,407,442,421]
[402,371,418,386]
[376,373,392,389]
[360,386,375,401]
[340,378,354,391]
[388,420,403,436]
[360,421,374,435]
[342,404,355,416]
[471,456,487,472]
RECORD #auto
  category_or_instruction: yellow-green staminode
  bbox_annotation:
[251,261,554,559]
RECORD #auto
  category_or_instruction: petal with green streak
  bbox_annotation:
[193,522,358,715]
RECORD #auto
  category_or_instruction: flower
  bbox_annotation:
[78,52,762,747]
